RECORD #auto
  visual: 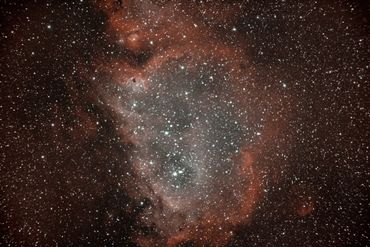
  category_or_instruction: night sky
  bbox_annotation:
[0,0,369,246]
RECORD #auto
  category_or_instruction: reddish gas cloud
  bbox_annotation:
[78,1,292,246]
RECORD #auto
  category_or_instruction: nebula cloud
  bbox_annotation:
[81,1,291,245]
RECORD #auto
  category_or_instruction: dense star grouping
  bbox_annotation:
[0,0,369,246]
[90,19,272,244]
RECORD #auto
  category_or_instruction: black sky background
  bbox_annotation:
[1,0,369,246]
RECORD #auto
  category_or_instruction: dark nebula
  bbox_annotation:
[0,0,369,246]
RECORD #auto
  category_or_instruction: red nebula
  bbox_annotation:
[72,1,291,246]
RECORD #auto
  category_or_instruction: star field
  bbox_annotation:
[0,0,369,246]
